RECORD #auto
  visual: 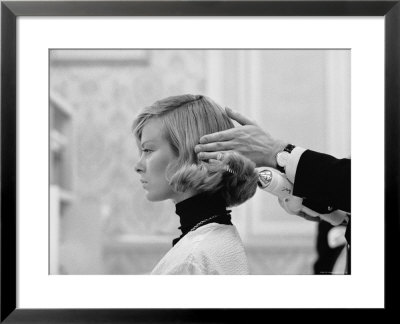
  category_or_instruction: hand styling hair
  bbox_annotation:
[132,94,258,207]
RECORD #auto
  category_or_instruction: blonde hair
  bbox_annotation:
[132,94,258,207]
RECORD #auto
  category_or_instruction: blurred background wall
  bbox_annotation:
[49,49,350,275]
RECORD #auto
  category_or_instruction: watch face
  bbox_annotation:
[277,151,290,167]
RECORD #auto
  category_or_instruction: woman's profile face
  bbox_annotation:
[134,118,179,202]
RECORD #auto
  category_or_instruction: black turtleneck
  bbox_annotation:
[172,192,232,246]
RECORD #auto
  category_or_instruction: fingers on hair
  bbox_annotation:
[226,108,256,126]
[200,129,234,144]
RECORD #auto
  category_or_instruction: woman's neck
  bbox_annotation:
[172,190,199,204]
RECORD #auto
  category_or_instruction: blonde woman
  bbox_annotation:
[132,95,258,275]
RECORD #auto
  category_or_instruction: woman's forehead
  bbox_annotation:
[140,118,165,144]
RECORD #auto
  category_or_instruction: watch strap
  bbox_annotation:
[276,144,296,173]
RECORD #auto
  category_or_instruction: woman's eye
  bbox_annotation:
[142,149,153,154]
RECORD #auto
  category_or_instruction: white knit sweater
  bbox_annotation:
[151,223,250,275]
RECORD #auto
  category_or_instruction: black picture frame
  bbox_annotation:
[1,0,399,322]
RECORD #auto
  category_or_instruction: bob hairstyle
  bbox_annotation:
[132,94,258,207]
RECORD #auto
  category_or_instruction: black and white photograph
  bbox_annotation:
[2,0,399,319]
[49,49,351,275]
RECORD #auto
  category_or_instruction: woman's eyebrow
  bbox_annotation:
[141,140,156,147]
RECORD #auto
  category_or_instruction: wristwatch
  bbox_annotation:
[276,144,296,173]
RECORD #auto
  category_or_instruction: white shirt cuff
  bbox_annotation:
[285,146,307,183]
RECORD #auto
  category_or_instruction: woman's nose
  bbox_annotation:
[134,158,144,174]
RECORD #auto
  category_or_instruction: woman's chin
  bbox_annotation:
[145,192,163,202]
[146,192,176,203]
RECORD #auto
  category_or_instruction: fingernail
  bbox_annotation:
[194,145,200,153]
[197,153,203,159]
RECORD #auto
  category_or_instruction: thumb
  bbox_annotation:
[225,107,257,126]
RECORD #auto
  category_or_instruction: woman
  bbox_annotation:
[132,94,259,275]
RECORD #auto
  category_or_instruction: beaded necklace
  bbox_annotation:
[189,214,219,232]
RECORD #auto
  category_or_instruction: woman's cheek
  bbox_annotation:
[155,153,171,173]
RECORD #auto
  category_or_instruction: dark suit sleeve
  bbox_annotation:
[293,150,351,213]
